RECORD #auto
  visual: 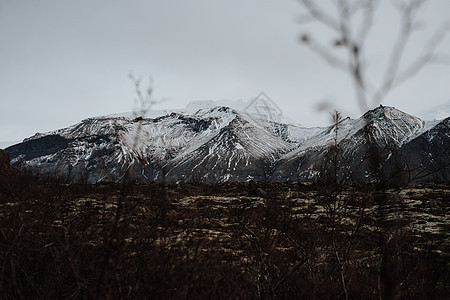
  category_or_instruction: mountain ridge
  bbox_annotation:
[6,105,449,184]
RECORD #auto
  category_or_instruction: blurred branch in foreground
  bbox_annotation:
[297,0,449,112]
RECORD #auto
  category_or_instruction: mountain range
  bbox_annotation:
[5,103,449,184]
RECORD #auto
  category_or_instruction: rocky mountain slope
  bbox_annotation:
[381,117,450,183]
[6,105,449,184]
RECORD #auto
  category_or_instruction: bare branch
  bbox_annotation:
[129,73,160,118]
[372,0,426,105]
[335,0,371,111]
[297,0,341,31]
[393,23,450,87]
[300,35,348,70]
[297,0,447,112]
[356,0,381,46]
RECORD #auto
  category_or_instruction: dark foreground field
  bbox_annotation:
[0,174,449,299]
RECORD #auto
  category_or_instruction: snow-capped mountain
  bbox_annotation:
[272,105,434,182]
[6,107,293,183]
[6,105,449,184]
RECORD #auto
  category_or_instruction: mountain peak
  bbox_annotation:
[358,105,424,147]
[362,105,419,122]
[5,103,447,184]
[362,104,390,117]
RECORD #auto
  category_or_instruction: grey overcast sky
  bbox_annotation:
[1,0,449,142]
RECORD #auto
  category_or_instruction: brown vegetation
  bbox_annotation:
[0,168,448,298]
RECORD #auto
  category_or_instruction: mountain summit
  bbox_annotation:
[6,105,449,184]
